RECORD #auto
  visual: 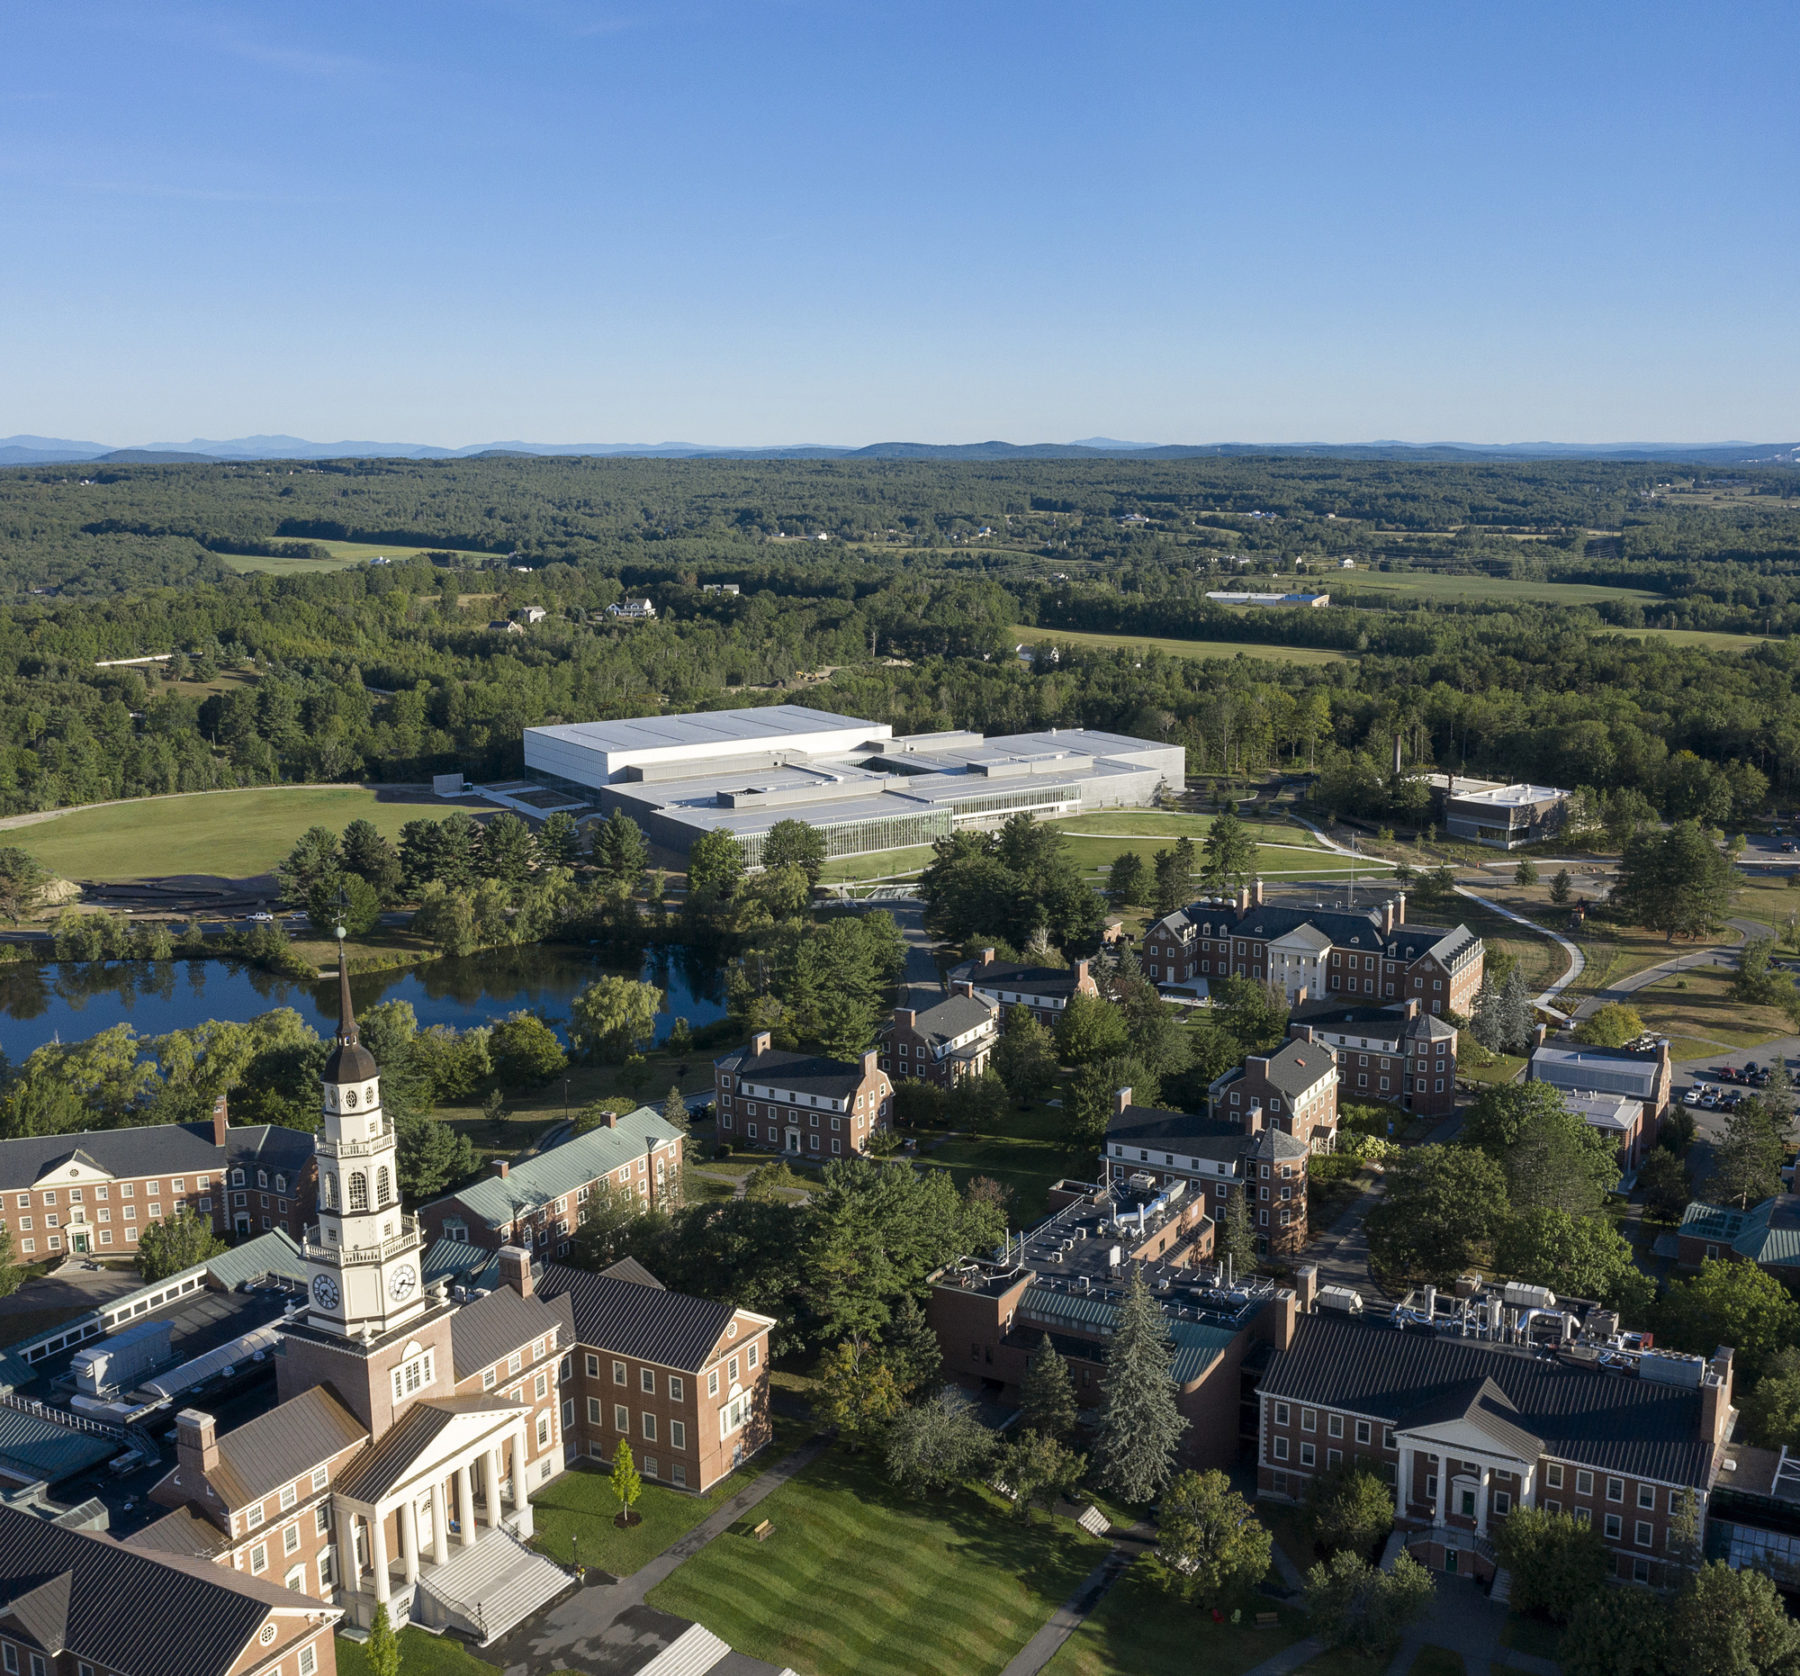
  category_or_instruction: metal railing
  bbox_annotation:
[317,1129,395,1161]
[301,1217,419,1266]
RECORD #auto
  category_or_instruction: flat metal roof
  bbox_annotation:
[526,704,880,753]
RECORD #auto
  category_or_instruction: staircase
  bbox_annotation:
[412,1529,574,1644]
[1490,1568,1513,1606]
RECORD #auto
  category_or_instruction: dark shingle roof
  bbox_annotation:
[0,1120,312,1192]
[0,1504,303,1676]
[539,1263,742,1373]
[1291,1001,1457,1044]
[958,961,1083,998]
[1176,901,1476,968]
[448,1285,575,1383]
[1262,1314,1714,1488]
[1108,1104,1246,1162]
[903,993,997,1048]
[1257,1038,1335,1097]
[203,1386,367,1509]
[713,1046,869,1099]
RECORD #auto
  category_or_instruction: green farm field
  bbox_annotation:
[1601,626,1773,650]
[221,537,499,575]
[1330,572,1657,606]
[1009,624,1347,666]
[7,785,457,881]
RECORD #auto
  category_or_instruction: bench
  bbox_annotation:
[1254,1612,1279,1629]
[751,1519,774,1542]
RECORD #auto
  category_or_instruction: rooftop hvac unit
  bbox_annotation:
[1502,1281,1557,1312]
[1638,1349,1706,1388]
[1317,1286,1363,1315]
[1107,1245,1123,1272]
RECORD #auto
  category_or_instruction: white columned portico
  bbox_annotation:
[400,1496,420,1586]
[484,1447,504,1527]
[370,1511,391,1604]
[1434,1455,1450,1524]
[1396,1445,1413,1516]
[336,1507,361,1593]
[509,1424,533,1538]
[1476,1467,1492,1536]
[430,1480,450,1566]
[456,1461,477,1547]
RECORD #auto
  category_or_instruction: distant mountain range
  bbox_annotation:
[3,433,1796,468]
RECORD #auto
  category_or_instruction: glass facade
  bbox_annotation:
[734,809,953,868]
[945,782,1082,822]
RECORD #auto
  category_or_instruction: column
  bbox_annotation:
[456,1461,477,1547]
[1476,1467,1491,1537]
[399,1496,420,1586]
[484,1448,504,1528]
[510,1426,533,1539]
[430,1480,450,1566]
[336,1507,361,1593]
[1435,1456,1450,1526]
[1395,1446,1412,1517]
[370,1511,391,1605]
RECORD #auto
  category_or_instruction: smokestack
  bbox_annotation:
[211,1093,229,1148]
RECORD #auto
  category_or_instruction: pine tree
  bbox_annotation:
[1498,967,1535,1054]
[1021,1332,1078,1442]
[1470,973,1507,1053]
[365,1603,401,1676]
[1095,1267,1185,1503]
[1549,868,1573,906]
[1221,1183,1258,1275]
[660,1084,690,1134]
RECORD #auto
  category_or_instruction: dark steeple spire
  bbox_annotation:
[335,927,359,1048]
[322,924,377,1084]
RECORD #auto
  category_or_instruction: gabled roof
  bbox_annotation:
[428,1107,683,1228]
[1255,1038,1335,1097]
[1681,1195,1800,1269]
[1394,1376,1544,1462]
[422,1236,504,1292]
[202,1386,367,1509]
[0,1504,311,1676]
[203,1227,310,1290]
[448,1285,576,1383]
[1107,1104,1250,1164]
[601,1256,665,1289]
[1176,900,1476,968]
[125,1506,234,1560]
[712,1046,871,1099]
[0,1120,311,1192]
[1261,1313,1714,1487]
[902,993,998,1048]
[539,1263,752,1373]
[334,1403,459,1503]
[1290,1001,1457,1044]
[954,961,1084,997]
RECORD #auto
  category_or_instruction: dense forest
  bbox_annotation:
[0,453,1798,819]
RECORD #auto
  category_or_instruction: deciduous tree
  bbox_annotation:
[1154,1469,1272,1604]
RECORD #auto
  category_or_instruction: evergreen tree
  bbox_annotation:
[365,1602,401,1676]
[993,1007,1059,1105]
[340,818,404,901]
[1615,820,1737,942]
[395,1110,478,1199]
[1221,1184,1258,1275]
[1021,1333,1078,1442]
[660,1084,690,1134]
[1707,1100,1786,1209]
[1514,856,1539,887]
[1549,868,1573,906]
[881,1294,944,1397]
[592,809,650,889]
[1495,966,1534,1054]
[1202,811,1257,891]
[1095,1267,1185,1502]
[1107,850,1147,908]
[1469,973,1507,1053]
[538,809,581,866]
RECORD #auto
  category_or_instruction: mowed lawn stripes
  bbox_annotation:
[646,1450,1103,1676]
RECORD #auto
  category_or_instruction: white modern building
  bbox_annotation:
[520,704,1182,868]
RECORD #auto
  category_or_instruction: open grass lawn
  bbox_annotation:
[531,1421,805,1577]
[1633,962,1791,1050]
[1010,624,1349,667]
[336,1628,499,1676]
[223,537,500,575]
[1437,895,1564,996]
[1457,1051,1525,1087]
[917,1097,1076,1224]
[646,1445,1104,1676]
[819,845,938,884]
[1334,573,1658,607]
[1045,810,1317,848]
[1042,1560,1310,1676]
[1059,835,1372,881]
[1602,626,1772,650]
[8,784,456,882]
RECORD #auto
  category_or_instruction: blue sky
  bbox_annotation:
[3,0,1795,446]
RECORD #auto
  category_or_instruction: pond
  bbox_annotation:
[0,944,729,1062]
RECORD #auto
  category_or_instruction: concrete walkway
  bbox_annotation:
[1243,1638,1325,1676]
[996,1547,1132,1676]
[1453,885,1585,1009]
[491,1434,831,1676]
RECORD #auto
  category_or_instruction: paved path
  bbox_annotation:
[1454,885,1584,1009]
[996,1547,1133,1676]
[1305,1179,1389,1301]
[1243,1638,1325,1676]
[494,1434,831,1676]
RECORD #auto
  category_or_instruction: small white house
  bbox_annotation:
[519,604,548,624]
[608,598,658,622]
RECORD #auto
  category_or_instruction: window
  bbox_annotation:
[280,1482,298,1511]
[1354,1420,1371,1445]
[1273,1436,1289,1461]
[671,1420,686,1450]
[312,1465,328,1491]
[1274,1402,1290,1426]
[643,1413,657,1441]
[1576,1470,1594,1497]
[4,1643,17,1673]
[729,1355,740,1382]
[670,1376,685,1402]
[250,1542,269,1574]
[615,1403,629,1432]
[643,1457,658,1479]
[1633,1556,1651,1585]
[1493,1491,1512,1515]
[390,1347,435,1406]
[641,1368,656,1395]
[483,1368,497,1390]
[1301,1409,1316,1432]
[284,1522,302,1555]
[1604,1513,1622,1541]
[1327,1413,1343,1439]
[300,1645,319,1676]
[535,1370,548,1400]
[508,1351,522,1375]
[1328,1448,1342,1469]
[537,1412,552,1449]
[1546,1463,1564,1490]
[586,1354,600,1378]
[1636,1520,1654,1547]
[614,1360,627,1385]
[1638,1483,1656,1510]
[672,1462,688,1487]
[246,1504,265,1529]
[315,1505,330,1535]
[588,1397,602,1423]
[1300,1442,1316,1468]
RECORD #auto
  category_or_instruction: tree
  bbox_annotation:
[570,975,664,1063]
[1493,1506,1609,1623]
[365,1602,401,1676]
[1221,1185,1257,1276]
[277,824,341,906]
[1706,1099,1787,1210]
[1615,820,1736,941]
[1107,851,1147,908]
[1738,1349,1800,1450]
[1496,1209,1646,1313]
[1095,1267,1185,1502]
[477,812,536,886]
[1303,1460,1394,1558]
[1152,843,1195,916]
[1666,1562,1800,1676]
[686,829,745,909]
[0,847,49,923]
[1514,856,1539,887]
[410,882,478,955]
[395,1110,477,1200]
[762,819,828,888]
[1154,1469,1273,1604]
[660,1084,690,1135]
[611,1438,643,1523]
[136,1209,226,1283]
[489,1011,567,1087]
[1213,975,1289,1052]
[995,1428,1086,1521]
[0,1225,19,1302]
[945,1068,1010,1134]
[881,1294,944,1398]
[592,809,650,889]
[1640,1148,1691,1221]
[1497,966,1535,1054]
[1461,1082,1619,1217]
[1066,1054,1155,1149]
[1303,1550,1434,1658]
[1021,1333,1078,1442]
[1055,992,1129,1065]
[535,809,579,867]
[816,1337,904,1447]
[307,870,381,938]
[1365,1146,1508,1281]
[1202,812,1257,892]
[1469,973,1510,1054]
[993,1007,1059,1106]
[1657,1258,1800,1383]
[1560,1587,1669,1676]
[885,1386,995,1498]
[1572,1002,1646,1048]
[1549,868,1573,907]
[340,819,403,901]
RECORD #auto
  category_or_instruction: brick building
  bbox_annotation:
[1255,1297,1731,1588]
[945,951,1101,1027]
[1528,1034,1672,1144]
[877,986,999,1088]
[419,1107,686,1260]
[713,1031,894,1158]
[1141,887,1483,1018]
[1290,999,1459,1119]
[539,1259,776,1492]
[1676,1195,1800,1279]
[0,1096,315,1259]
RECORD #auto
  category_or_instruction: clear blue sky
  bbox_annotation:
[4,1,1795,447]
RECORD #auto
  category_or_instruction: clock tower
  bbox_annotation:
[303,929,425,1338]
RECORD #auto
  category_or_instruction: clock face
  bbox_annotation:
[311,1274,340,1309]
[389,1264,418,1302]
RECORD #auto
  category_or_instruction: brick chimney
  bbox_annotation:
[497,1244,533,1299]
[1114,1087,1133,1116]
[176,1409,219,1479]
[491,1158,510,1177]
[1264,1287,1297,1351]
[1252,877,1264,906]
[1532,1022,1548,1051]
[1701,1347,1735,1450]
[951,978,975,998]
[210,1094,229,1148]
[1394,893,1406,925]
[1381,899,1398,934]
[1289,1024,1315,1044]
[1246,1104,1265,1133]
[1237,885,1251,913]
[1403,997,1421,1020]
[644,1137,658,1212]
[979,947,996,968]
[1073,958,1091,989]
[751,1030,772,1056]
[862,1047,879,1079]
[1294,1264,1320,1314]
[895,1007,916,1033]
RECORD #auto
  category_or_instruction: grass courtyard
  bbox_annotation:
[335,1628,500,1676]
[7,784,458,882]
[645,1446,1104,1676]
